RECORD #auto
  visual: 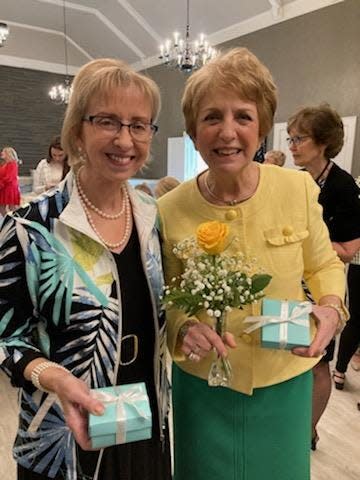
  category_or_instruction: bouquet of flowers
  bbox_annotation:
[162,221,271,386]
[355,176,360,188]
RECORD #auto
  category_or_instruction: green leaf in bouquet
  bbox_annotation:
[251,273,272,293]
[163,290,202,317]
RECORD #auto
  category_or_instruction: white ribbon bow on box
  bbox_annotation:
[243,301,312,348]
[91,385,149,443]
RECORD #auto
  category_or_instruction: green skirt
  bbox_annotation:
[172,364,312,480]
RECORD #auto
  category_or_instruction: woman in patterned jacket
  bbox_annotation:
[0,58,170,480]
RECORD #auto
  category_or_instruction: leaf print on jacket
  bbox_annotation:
[0,173,169,480]
[58,294,119,387]
[70,229,113,288]
[15,391,76,480]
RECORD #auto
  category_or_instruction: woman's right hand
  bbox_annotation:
[43,368,105,450]
[179,321,236,361]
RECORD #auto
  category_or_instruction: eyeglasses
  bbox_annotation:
[83,115,158,142]
[286,135,311,147]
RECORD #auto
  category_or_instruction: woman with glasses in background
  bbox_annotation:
[287,103,360,449]
[0,58,171,480]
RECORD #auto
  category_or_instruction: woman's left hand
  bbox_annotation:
[292,304,339,358]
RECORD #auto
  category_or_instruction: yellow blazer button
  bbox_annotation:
[282,225,294,236]
[225,209,238,221]
[241,333,252,344]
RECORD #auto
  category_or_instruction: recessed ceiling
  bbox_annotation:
[0,0,344,74]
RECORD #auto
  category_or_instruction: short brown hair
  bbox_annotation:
[61,58,161,168]
[182,47,277,141]
[287,103,344,159]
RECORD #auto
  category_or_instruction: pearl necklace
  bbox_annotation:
[80,196,132,250]
[76,169,127,220]
[204,172,252,206]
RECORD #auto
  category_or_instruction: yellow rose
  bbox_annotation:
[196,221,229,255]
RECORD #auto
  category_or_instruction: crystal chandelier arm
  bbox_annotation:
[0,22,9,47]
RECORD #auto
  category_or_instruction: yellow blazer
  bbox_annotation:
[158,164,346,394]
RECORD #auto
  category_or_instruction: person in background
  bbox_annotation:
[0,146,21,216]
[333,248,360,384]
[159,48,346,480]
[350,346,360,371]
[32,135,69,193]
[154,175,180,198]
[264,149,286,167]
[135,181,154,196]
[287,103,360,449]
[0,58,170,480]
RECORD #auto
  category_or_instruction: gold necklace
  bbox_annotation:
[76,168,127,220]
[204,172,252,206]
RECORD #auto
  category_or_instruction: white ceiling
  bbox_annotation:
[0,0,344,74]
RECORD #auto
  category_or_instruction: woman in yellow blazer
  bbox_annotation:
[158,48,346,480]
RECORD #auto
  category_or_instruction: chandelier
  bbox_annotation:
[49,0,72,104]
[159,0,216,73]
[0,22,9,47]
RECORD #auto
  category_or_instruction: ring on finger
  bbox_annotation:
[193,345,201,355]
[188,351,200,362]
[188,352,196,361]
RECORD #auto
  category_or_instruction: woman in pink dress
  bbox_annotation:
[0,147,21,216]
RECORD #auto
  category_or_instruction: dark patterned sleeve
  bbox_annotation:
[0,215,44,388]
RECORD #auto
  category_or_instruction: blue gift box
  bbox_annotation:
[261,298,311,350]
[88,382,152,449]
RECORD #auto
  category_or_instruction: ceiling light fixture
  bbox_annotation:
[159,0,216,73]
[0,22,9,47]
[49,0,72,104]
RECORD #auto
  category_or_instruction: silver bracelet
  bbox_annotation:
[30,361,69,393]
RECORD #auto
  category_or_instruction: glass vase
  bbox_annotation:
[208,311,233,387]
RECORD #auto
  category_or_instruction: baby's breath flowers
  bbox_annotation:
[162,221,271,387]
[162,221,271,318]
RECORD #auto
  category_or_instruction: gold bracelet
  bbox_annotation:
[31,361,69,393]
[321,303,347,331]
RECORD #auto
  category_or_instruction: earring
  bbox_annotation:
[78,147,87,163]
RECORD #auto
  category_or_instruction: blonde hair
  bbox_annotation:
[154,176,180,198]
[135,182,153,196]
[264,150,286,167]
[2,147,20,163]
[182,47,277,141]
[61,58,161,168]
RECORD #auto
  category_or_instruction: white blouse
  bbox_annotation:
[32,159,63,193]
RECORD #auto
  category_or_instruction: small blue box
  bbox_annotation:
[88,382,152,449]
[261,298,311,350]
